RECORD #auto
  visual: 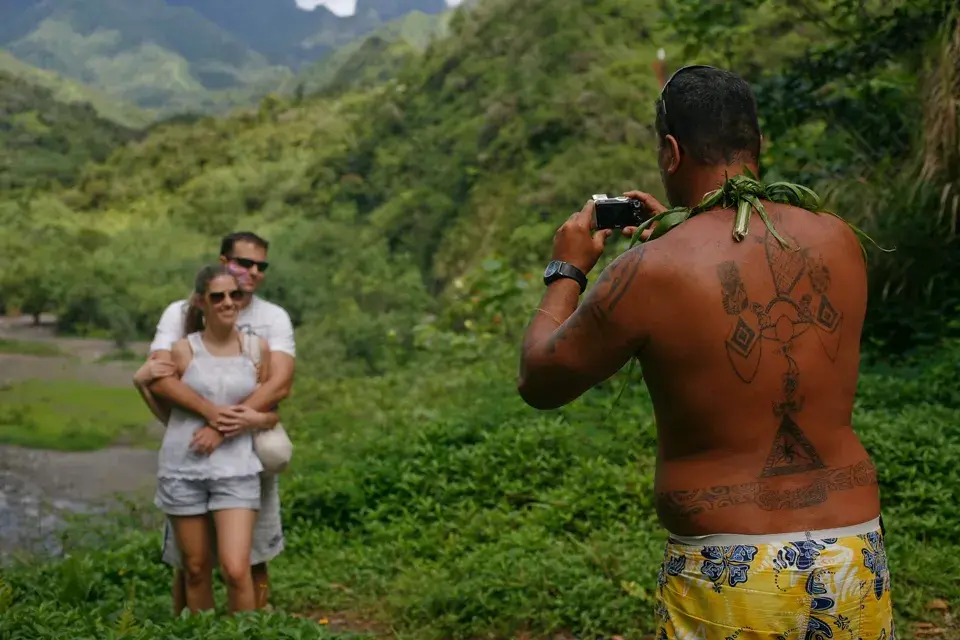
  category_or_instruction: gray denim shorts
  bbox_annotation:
[161,473,284,568]
[154,475,261,516]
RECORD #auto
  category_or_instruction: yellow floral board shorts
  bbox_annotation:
[655,517,894,640]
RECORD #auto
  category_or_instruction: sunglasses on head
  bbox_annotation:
[208,289,245,304]
[231,257,269,273]
[657,64,719,133]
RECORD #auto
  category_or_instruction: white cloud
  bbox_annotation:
[295,0,354,15]
[296,0,463,16]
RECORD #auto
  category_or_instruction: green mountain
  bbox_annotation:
[355,0,448,22]
[0,1,458,198]
[0,0,454,117]
[290,9,454,95]
[0,0,291,113]
[0,71,137,191]
[167,0,447,67]
[0,50,150,127]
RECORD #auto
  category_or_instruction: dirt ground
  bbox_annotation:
[0,315,160,560]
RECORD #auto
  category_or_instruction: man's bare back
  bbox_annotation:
[633,202,878,536]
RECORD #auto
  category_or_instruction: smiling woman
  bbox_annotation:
[142,264,280,615]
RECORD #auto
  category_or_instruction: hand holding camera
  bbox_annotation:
[594,191,667,239]
[548,191,668,287]
[550,200,612,277]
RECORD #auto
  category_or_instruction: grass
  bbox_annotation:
[0,338,958,639]
[0,337,66,357]
[0,379,156,451]
[95,347,146,363]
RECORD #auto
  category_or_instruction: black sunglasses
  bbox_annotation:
[231,257,269,273]
[657,64,719,134]
[208,289,245,304]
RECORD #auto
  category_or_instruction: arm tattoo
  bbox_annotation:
[545,245,646,355]
[664,226,860,517]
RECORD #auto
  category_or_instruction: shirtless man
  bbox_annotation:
[135,231,295,614]
[518,66,893,640]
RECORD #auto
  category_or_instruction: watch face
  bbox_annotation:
[544,261,560,278]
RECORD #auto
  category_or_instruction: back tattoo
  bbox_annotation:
[657,226,877,518]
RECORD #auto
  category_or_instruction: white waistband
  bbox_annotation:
[667,516,881,547]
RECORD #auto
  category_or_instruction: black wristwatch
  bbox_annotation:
[543,260,587,294]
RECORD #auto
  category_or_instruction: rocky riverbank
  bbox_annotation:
[0,316,159,562]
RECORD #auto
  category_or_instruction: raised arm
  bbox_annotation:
[518,201,652,410]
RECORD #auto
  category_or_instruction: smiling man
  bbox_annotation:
[134,231,296,614]
[518,66,892,640]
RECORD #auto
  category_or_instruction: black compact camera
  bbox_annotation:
[592,194,645,230]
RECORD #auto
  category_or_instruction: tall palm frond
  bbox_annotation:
[920,8,960,236]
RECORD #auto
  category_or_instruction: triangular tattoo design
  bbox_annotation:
[765,231,805,295]
[760,414,827,477]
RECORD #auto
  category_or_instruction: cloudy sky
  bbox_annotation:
[296,0,462,16]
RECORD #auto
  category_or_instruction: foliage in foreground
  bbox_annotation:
[2,327,959,639]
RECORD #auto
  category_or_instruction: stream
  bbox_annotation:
[0,445,158,563]
[0,316,159,563]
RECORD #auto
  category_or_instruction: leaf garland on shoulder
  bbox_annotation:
[602,169,893,419]
[627,168,892,261]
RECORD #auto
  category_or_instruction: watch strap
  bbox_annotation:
[545,261,588,294]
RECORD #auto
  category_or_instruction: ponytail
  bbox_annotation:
[182,264,237,336]
[183,292,205,335]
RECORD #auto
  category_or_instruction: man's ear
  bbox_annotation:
[664,134,681,175]
[218,255,227,266]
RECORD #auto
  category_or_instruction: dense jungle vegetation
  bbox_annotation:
[0,0,958,638]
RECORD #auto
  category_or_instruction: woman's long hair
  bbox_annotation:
[183,265,238,335]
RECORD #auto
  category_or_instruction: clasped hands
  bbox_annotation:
[132,356,269,455]
[193,405,271,455]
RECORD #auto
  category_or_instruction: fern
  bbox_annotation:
[113,584,139,638]
[0,575,13,614]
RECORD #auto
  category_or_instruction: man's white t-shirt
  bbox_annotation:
[149,295,296,357]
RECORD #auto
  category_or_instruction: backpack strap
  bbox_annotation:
[186,332,205,356]
[243,332,263,383]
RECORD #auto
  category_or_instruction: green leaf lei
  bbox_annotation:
[627,168,891,261]
[604,169,892,416]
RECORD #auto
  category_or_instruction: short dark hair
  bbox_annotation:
[219,231,269,257]
[655,66,761,165]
